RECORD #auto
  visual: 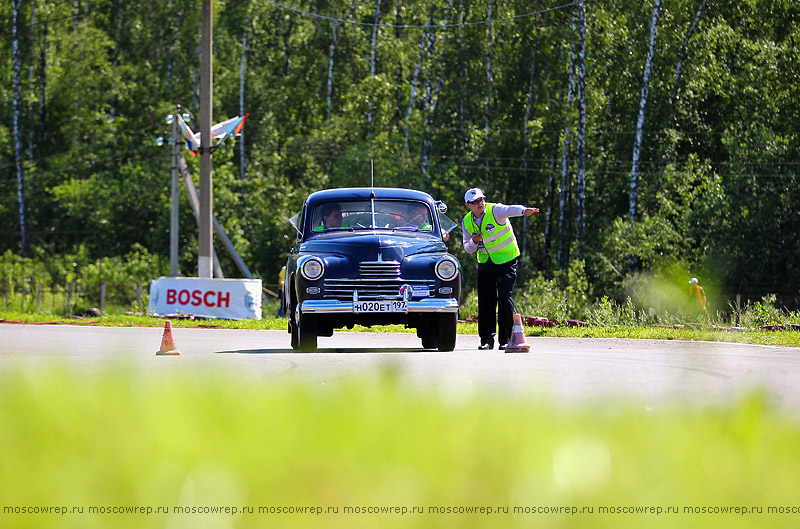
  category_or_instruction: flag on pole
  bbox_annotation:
[177,115,199,155]
[209,113,249,140]
[177,114,248,156]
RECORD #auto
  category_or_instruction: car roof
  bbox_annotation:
[305,187,434,207]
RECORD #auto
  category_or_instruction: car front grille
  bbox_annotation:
[323,260,435,300]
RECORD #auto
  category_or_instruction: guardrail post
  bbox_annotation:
[100,282,106,313]
[136,282,143,311]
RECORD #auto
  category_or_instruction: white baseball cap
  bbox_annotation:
[689,278,698,284]
[464,188,486,203]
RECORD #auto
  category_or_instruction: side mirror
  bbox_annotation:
[435,200,448,214]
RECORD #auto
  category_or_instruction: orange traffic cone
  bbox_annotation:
[504,313,530,353]
[156,320,181,356]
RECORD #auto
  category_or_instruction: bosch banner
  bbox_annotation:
[148,277,262,320]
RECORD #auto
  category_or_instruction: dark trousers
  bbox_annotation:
[477,257,518,345]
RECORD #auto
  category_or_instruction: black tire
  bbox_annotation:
[289,292,300,350]
[297,312,318,352]
[437,313,457,352]
[289,316,299,350]
[421,332,438,350]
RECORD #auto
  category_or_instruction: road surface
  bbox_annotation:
[2,323,800,411]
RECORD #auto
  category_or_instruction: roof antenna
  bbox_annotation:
[370,159,375,198]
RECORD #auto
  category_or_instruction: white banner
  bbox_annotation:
[148,277,262,320]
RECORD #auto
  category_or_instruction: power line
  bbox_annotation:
[259,0,577,29]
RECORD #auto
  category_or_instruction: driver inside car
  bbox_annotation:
[313,202,344,231]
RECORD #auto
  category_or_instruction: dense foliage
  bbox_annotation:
[1,0,798,310]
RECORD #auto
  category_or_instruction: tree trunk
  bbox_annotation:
[39,22,48,153]
[280,2,295,76]
[13,0,28,254]
[558,50,577,270]
[367,0,383,125]
[456,0,468,180]
[28,0,36,167]
[394,0,404,132]
[418,1,452,185]
[575,0,587,248]
[165,0,184,97]
[428,0,453,116]
[327,0,359,122]
[240,14,248,180]
[543,139,559,269]
[629,0,662,221]
[670,0,708,128]
[484,0,494,139]
[325,5,340,122]
[404,26,428,153]
[519,29,539,281]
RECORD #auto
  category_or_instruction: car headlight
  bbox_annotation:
[435,257,458,281]
[300,257,325,281]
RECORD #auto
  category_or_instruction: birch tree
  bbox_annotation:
[325,0,358,122]
[394,0,404,131]
[404,26,428,153]
[12,0,28,254]
[325,3,340,122]
[669,0,708,128]
[575,0,587,247]
[27,0,37,167]
[629,0,662,221]
[367,0,383,125]
[240,13,248,180]
[519,31,540,279]
[420,1,452,181]
[38,22,48,156]
[279,1,295,76]
[484,0,494,139]
[558,50,577,269]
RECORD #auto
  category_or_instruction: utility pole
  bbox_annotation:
[170,109,179,276]
[198,0,214,277]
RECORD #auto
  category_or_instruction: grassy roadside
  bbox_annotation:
[1,368,799,529]
[1,310,798,347]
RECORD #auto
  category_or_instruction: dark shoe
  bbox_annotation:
[478,341,494,350]
[498,343,508,350]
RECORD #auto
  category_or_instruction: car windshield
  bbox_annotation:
[309,199,435,233]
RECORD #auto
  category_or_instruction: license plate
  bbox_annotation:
[353,300,408,313]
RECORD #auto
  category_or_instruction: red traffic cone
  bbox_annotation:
[156,320,181,356]
[504,313,530,353]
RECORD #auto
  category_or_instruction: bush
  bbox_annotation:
[0,244,168,315]
[738,295,785,328]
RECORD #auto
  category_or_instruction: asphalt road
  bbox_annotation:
[2,323,800,412]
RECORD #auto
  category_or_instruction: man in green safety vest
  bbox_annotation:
[462,188,539,350]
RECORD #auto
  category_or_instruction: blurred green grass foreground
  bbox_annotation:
[2,368,800,529]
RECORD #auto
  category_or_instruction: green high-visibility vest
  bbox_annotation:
[463,203,520,264]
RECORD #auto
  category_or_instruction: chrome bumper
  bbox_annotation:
[301,298,459,314]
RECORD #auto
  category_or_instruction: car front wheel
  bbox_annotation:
[296,311,318,352]
[437,313,457,352]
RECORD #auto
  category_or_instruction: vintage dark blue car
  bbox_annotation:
[283,187,461,352]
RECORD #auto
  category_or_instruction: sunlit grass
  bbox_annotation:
[1,368,800,528]
[1,310,799,346]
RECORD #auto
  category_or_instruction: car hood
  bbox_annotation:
[301,232,446,261]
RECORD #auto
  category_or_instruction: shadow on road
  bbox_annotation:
[216,347,434,355]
